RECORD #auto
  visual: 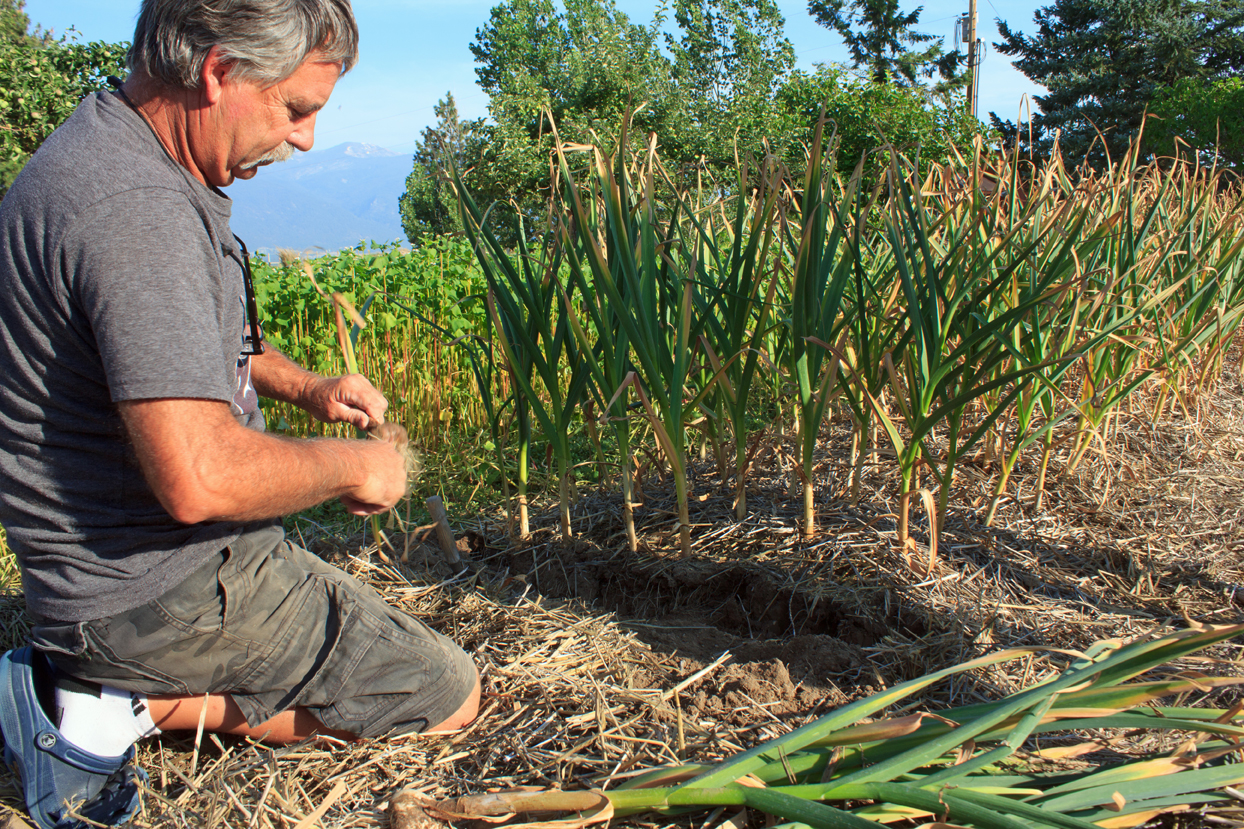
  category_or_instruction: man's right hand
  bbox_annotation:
[339,429,408,516]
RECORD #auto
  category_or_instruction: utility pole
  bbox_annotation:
[966,0,979,118]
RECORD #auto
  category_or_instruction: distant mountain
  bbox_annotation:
[226,142,413,256]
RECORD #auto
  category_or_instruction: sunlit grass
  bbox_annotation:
[0,525,10,574]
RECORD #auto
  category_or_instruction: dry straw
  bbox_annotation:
[6,362,1229,828]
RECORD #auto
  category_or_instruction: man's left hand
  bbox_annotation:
[301,373,388,430]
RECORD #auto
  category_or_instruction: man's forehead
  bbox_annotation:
[249,55,342,89]
[264,59,342,98]
[294,51,344,76]
[304,58,344,72]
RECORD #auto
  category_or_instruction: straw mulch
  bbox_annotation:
[1,371,1242,828]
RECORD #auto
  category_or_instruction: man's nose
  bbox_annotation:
[288,113,318,152]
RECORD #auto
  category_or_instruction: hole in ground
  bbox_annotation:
[499,543,893,697]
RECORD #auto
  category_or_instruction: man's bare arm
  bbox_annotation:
[118,398,407,524]
[249,346,387,429]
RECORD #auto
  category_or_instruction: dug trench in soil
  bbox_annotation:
[452,364,1244,728]
[474,535,892,723]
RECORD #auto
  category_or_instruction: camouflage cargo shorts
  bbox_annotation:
[28,522,477,738]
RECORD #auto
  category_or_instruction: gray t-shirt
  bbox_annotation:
[0,91,264,622]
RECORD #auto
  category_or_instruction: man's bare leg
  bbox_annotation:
[145,694,354,743]
[147,669,482,744]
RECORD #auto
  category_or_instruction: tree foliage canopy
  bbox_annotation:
[401,0,989,244]
[993,0,1244,165]
[665,0,796,165]
[1150,75,1244,167]
[780,64,981,174]
[0,0,29,43]
[468,0,680,206]
[807,0,963,87]
[0,0,128,197]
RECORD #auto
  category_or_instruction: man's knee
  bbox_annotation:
[426,665,481,733]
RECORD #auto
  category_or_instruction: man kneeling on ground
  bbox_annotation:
[0,2,480,827]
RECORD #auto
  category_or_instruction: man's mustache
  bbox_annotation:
[240,142,295,170]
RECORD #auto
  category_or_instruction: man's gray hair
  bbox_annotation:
[129,0,359,89]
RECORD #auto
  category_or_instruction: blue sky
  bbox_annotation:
[25,0,1046,155]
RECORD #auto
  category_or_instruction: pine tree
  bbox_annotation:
[398,93,486,245]
[993,0,1244,165]
[808,0,962,87]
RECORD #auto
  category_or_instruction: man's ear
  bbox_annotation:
[200,45,234,105]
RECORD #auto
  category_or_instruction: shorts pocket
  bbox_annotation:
[28,620,86,659]
[151,550,228,633]
[68,619,192,695]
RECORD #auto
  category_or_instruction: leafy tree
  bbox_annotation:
[779,63,983,176]
[454,0,805,217]
[1150,76,1244,167]
[468,0,681,214]
[399,93,489,245]
[0,1,128,197]
[424,0,980,232]
[993,0,1244,166]
[0,0,31,44]
[665,0,797,167]
[808,0,963,87]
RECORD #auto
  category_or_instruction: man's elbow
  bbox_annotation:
[153,473,234,525]
[162,498,218,526]
[119,397,253,524]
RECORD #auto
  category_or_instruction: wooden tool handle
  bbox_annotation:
[425,495,460,565]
